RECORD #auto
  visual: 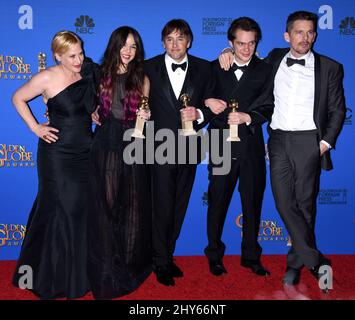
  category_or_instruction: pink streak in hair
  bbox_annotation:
[99,77,112,119]
[99,77,140,123]
[123,90,140,122]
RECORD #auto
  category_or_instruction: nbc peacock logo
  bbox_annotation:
[339,17,355,35]
[75,15,95,34]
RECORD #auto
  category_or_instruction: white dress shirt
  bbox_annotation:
[270,51,331,149]
[271,51,316,131]
[233,58,251,125]
[232,58,251,81]
[165,54,188,100]
[165,53,204,124]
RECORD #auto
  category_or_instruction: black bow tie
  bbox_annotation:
[231,63,248,72]
[171,62,187,72]
[286,57,306,67]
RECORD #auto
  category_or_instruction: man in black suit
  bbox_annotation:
[265,11,345,286]
[144,19,215,286]
[219,11,345,286]
[204,17,272,277]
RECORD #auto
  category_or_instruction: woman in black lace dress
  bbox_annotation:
[88,26,152,299]
[12,31,99,299]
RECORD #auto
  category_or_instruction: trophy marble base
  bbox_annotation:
[131,117,146,139]
[227,124,241,141]
[131,129,145,139]
[180,129,197,136]
[181,119,197,136]
[227,136,241,142]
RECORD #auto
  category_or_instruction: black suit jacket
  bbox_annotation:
[144,54,214,164]
[265,48,346,170]
[208,55,273,159]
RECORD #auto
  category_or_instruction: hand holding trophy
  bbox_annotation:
[131,95,149,139]
[179,93,197,136]
[227,99,241,142]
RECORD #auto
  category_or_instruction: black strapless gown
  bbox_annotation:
[12,78,94,299]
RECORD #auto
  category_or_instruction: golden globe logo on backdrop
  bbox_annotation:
[0,224,26,247]
[236,214,291,246]
[0,144,35,168]
[0,54,32,80]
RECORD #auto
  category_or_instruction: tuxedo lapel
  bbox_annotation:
[229,55,258,99]
[271,49,289,79]
[180,56,195,101]
[313,51,321,123]
[225,68,240,100]
[157,55,179,112]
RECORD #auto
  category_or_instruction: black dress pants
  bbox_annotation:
[205,155,265,263]
[268,129,322,269]
[151,164,197,268]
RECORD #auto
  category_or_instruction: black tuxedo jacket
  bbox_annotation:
[265,48,346,170]
[144,54,214,164]
[145,54,213,132]
[208,55,273,159]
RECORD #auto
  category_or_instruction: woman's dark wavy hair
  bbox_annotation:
[99,26,145,121]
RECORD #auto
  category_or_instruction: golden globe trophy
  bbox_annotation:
[179,93,197,136]
[38,52,46,72]
[131,95,149,139]
[227,99,241,142]
[38,52,48,118]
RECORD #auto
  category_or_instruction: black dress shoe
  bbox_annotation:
[241,260,271,276]
[208,260,227,276]
[309,260,332,293]
[310,259,332,279]
[283,267,301,285]
[310,256,332,275]
[154,267,175,286]
[169,262,183,278]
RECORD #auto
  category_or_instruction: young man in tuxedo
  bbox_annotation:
[144,19,216,286]
[204,17,273,277]
[219,11,345,286]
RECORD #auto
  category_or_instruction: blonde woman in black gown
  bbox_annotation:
[12,31,99,299]
[88,26,152,299]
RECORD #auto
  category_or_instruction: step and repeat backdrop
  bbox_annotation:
[1,0,354,260]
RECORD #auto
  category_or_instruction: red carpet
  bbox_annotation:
[1,255,354,300]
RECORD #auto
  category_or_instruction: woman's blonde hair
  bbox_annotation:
[51,30,82,63]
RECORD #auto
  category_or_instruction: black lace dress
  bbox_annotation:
[88,73,152,299]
